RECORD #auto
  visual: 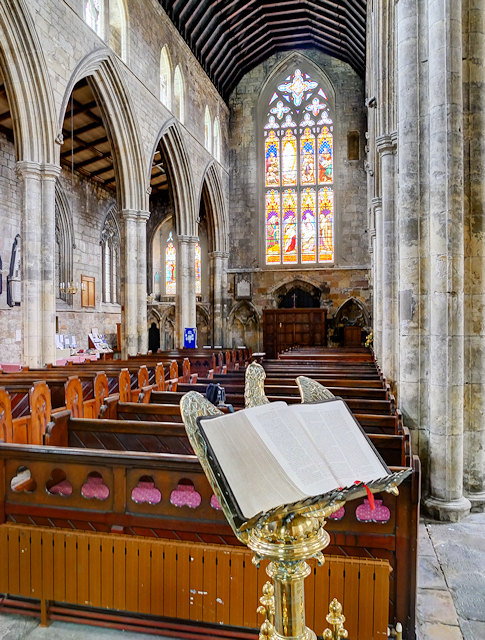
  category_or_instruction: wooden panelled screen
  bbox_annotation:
[263,308,327,358]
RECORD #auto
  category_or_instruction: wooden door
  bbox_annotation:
[263,309,326,358]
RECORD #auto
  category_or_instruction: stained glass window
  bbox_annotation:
[166,231,176,294]
[266,190,280,264]
[318,188,334,262]
[282,189,297,263]
[263,68,334,265]
[195,240,201,294]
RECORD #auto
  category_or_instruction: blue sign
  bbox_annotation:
[184,328,197,349]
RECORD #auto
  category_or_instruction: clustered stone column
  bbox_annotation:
[18,161,61,367]
[396,0,422,437]
[463,0,485,509]
[376,134,398,388]
[121,209,139,357]
[425,0,469,520]
[137,211,150,355]
[372,197,383,365]
[176,235,197,347]
[368,0,485,520]
[210,251,224,346]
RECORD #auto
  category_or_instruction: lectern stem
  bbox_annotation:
[266,560,315,640]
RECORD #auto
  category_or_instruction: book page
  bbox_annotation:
[248,402,337,494]
[199,403,311,519]
[296,400,388,486]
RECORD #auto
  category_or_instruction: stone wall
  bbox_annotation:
[227,50,370,351]
[0,132,21,363]
[55,170,120,352]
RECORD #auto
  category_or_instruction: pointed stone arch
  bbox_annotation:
[150,120,197,237]
[59,49,147,212]
[259,51,337,110]
[0,0,57,164]
[200,161,228,254]
[334,296,370,326]
[228,300,261,351]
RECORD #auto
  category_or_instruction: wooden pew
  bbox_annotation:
[0,438,419,639]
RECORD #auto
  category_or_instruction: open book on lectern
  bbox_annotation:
[196,398,411,530]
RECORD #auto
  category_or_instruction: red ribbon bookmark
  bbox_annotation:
[355,481,375,511]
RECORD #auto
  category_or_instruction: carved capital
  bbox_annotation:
[137,210,150,223]
[16,161,42,180]
[376,133,397,156]
[41,163,62,180]
[178,235,199,244]
[120,209,138,222]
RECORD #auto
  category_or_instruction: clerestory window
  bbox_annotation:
[85,0,102,35]
[263,68,334,265]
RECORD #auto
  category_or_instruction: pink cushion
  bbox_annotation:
[355,499,390,523]
[170,484,201,508]
[211,494,222,510]
[328,506,345,520]
[48,480,72,496]
[131,481,162,505]
[81,475,110,500]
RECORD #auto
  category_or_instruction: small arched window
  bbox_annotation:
[85,0,102,36]
[166,231,176,294]
[109,0,127,61]
[204,106,211,152]
[160,46,172,110]
[213,116,220,161]
[174,65,184,124]
[263,68,334,265]
[100,209,120,304]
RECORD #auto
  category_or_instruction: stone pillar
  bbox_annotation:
[137,211,149,354]
[210,251,224,346]
[397,0,423,440]
[372,197,383,364]
[221,253,229,347]
[424,0,470,520]
[463,0,485,508]
[41,164,61,366]
[376,134,398,387]
[177,235,197,347]
[18,162,43,367]
[121,210,138,357]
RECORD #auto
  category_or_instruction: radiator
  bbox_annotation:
[0,524,390,638]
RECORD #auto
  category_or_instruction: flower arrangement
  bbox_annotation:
[365,331,373,348]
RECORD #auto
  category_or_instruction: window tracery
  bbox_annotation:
[264,68,334,265]
[100,210,120,304]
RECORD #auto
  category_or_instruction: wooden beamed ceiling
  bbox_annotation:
[159,0,366,99]
[61,79,116,191]
[61,78,167,194]
[0,71,14,144]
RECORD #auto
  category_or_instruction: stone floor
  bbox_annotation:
[0,512,484,639]
[417,512,485,640]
